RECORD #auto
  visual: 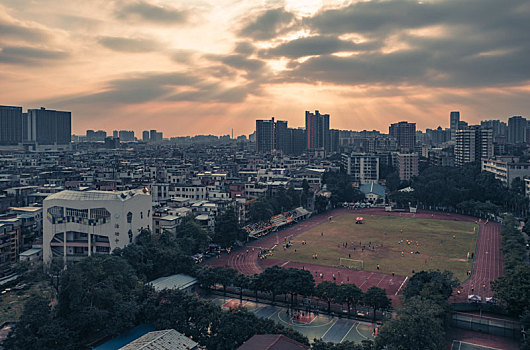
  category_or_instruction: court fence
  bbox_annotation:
[450,311,521,339]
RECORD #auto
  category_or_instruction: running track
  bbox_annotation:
[208,208,504,299]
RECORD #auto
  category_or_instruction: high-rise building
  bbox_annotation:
[288,128,306,155]
[455,126,493,166]
[274,120,289,153]
[305,110,330,151]
[0,105,23,145]
[0,218,20,277]
[425,126,449,145]
[113,130,119,139]
[507,116,527,144]
[142,131,150,142]
[86,130,106,142]
[342,153,380,184]
[43,189,152,264]
[395,152,419,181]
[481,120,507,138]
[118,130,135,142]
[255,117,290,153]
[24,107,71,145]
[389,121,416,151]
[450,111,460,140]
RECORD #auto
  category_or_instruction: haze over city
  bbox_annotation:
[1,0,530,136]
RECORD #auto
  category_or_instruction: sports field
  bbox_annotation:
[271,213,479,281]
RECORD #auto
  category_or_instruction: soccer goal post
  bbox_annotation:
[339,258,364,270]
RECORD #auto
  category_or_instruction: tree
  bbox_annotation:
[4,295,74,350]
[283,268,315,309]
[233,273,250,301]
[315,195,329,213]
[313,340,374,350]
[403,270,458,305]
[249,199,274,222]
[259,266,288,304]
[141,288,220,345]
[492,265,530,317]
[338,284,363,316]
[217,266,237,297]
[45,256,67,295]
[57,255,139,341]
[176,215,211,254]
[323,171,364,206]
[363,287,391,322]
[315,281,339,313]
[197,266,218,292]
[213,208,247,247]
[375,297,445,350]
[511,177,525,196]
[113,229,194,281]
[375,311,444,349]
[248,274,262,302]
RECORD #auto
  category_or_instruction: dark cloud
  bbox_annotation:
[262,36,376,58]
[284,43,530,88]
[53,71,252,106]
[238,8,296,40]
[56,15,103,31]
[203,52,269,81]
[306,0,445,37]
[259,0,530,88]
[171,49,197,64]
[0,46,67,65]
[168,84,249,103]
[0,21,48,43]
[98,36,162,53]
[220,54,265,72]
[286,50,428,86]
[116,1,187,24]
[234,42,255,55]
[56,72,197,105]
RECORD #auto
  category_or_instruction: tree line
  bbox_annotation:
[492,214,530,349]
[388,163,529,217]
[197,265,391,323]
[249,186,309,222]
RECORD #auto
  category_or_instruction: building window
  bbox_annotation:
[147,210,150,217]
[47,206,64,218]
[65,208,88,219]
[127,212,133,223]
[141,211,143,219]
[128,229,133,243]
[90,208,110,220]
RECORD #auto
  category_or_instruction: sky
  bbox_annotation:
[1,0,530,137]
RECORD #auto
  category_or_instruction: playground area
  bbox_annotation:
[208,296,375,344]
[270,213,479,281]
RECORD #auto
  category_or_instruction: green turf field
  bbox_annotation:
[271,214,479,282]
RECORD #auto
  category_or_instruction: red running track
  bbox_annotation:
[208,208,504,298]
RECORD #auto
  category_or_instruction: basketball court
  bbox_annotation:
[451,340,503,350]
[209,296,374,344]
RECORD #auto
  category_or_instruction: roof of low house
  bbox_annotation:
[238,334,309,350]
[359,183,386,197]
[119,329,197,350]
[148,274,197,292]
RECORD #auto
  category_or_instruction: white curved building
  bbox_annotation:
[43,189,152,264]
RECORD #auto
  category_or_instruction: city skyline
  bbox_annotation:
[1,0,529,136]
